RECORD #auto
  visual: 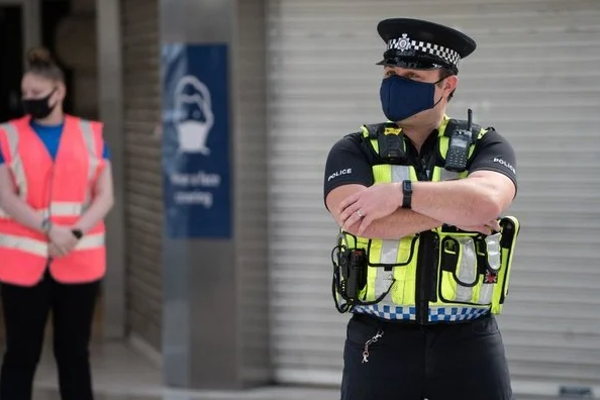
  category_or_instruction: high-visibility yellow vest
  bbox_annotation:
[332,116,520,324]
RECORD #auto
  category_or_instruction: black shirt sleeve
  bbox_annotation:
[323,133,374,204]
[468,128,518,191]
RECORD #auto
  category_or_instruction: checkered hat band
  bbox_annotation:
[387,37,461,66]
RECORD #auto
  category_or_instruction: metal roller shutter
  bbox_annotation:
[235,0,271,380]
[267,0,600,393]
[121,0,163,349]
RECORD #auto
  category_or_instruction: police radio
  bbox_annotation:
[445,109,475,172]
[341,248,368,300]
[331,233,391,313]
[332,241,368,313]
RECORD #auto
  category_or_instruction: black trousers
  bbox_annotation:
[341,312,513,400]
[0,270,100,400]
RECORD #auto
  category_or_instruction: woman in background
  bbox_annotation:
[0,47,114,400]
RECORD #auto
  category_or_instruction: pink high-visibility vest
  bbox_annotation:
[0,115,106,286]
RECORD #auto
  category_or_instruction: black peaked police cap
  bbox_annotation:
[376,18,477,74]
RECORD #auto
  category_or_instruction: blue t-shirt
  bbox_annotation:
[0,121,110,164]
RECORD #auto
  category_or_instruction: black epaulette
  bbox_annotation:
[362,122,401,139]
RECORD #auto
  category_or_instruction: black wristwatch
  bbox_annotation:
[71,229,83,240]
[41,218,52,234]
[401,180,412,209]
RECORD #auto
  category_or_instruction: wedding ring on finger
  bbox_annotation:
[356,209,364,218]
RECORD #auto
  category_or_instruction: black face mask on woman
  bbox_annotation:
[22,89,57,119]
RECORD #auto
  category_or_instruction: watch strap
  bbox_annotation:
[41,218,52,234]
[401,180,412,209]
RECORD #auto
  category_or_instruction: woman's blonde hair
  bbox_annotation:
[25,47,65,83]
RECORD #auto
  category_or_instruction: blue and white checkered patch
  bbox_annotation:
[352,304,489,322]
[353,304,417,321]
[429,306,490,322]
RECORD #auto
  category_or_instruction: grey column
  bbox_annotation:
[96,0,126,339]
[160,0,271,390]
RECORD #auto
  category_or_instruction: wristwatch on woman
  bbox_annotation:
[41,218,52,234]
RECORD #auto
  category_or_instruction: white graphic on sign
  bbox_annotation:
[174,75,214,155]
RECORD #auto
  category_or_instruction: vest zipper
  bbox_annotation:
[415,232,428,324]
[421,159,429,179]
[414,154,438,324]
[414,157,429,324]
[416,231,439,324]
[430,235,440,304]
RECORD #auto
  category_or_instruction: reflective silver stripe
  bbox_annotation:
[478,278,494,305]
[455,237,477,302]
[0,202,85,221]
[391,165,410,183]
[49,202,85,217]
[440,168,460,181]
[0,123,24,219]
[0,233,47,257]
[38,202,85,219]
[478,233,501,304]
[79,120,101,183]
[376,242,397,296]
[486,233,501,271]
[1,123,27,200]
[375,165,410,301]
[76,233,105,249]
[80,120,101,211]
[0,232,104,256]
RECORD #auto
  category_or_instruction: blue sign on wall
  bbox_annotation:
[161,44,231,239]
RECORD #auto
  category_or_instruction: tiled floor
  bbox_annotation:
[29,341,594,400]
[33,341,343,400]
[34,341,162,397]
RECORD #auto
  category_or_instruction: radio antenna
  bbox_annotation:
[467,108,473,131]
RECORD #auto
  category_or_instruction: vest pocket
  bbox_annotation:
[491,216,520,313]
[437,230,509,307]
[439,235,483,305]
[476,233,501,306]
[364,235,419,304]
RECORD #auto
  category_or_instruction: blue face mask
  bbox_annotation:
[379,75,443,122]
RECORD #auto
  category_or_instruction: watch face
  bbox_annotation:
[42,219,51,232]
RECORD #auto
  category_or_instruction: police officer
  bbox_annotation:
[324,18,520,400]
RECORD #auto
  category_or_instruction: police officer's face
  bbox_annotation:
[383,66,458,123]
[383,66,456,95]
